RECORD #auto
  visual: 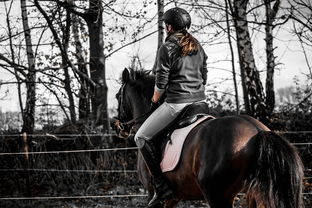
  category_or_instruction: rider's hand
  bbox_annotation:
[150,101,159,112]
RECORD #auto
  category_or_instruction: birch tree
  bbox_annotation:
[20,0,37,133]
[157,0,165,50]
[231,0,268,121]
[264,0,280,115]
[152,0,165,73]
[72,14,90,122]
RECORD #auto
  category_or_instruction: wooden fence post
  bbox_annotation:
[21,132,31,196]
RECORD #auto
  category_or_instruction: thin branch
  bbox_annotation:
[5,0,24,116]
[105,30,158,58]
[0,53,28,77]
[226,0,240,114]
[290,14,312,31]
[0,26,49,43]
[33,0,97,88]
[293,23,312,78]
[0,81,63,89]
[286,91,312,112]
[39,77,71,122]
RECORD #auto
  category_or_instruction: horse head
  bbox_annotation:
[114,68,154,139]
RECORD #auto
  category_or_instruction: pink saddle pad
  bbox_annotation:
[160,115,214,172]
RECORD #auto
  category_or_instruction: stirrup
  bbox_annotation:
[148,189,173,207]
[148,192,162,207]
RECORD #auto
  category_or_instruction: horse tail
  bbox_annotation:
[245,131,304,208]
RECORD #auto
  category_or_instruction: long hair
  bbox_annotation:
[177,30,199,56]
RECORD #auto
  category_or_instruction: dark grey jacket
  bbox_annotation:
[155,33,208,103]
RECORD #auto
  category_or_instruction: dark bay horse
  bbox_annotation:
[114,68,304,208]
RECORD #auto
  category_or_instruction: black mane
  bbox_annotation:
[126,68,155,97]
[129,68,154,82]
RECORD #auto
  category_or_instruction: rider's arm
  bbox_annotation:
[155,45,170,95]
[151,88,164,103]
[201,46,208,85]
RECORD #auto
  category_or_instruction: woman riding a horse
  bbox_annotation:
[134,7,208,207]
[114,7,304,208]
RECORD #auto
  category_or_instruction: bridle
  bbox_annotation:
[114,83,150,138]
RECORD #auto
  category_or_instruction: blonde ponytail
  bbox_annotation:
[179,32,198,56]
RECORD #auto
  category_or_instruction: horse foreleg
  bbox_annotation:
[147,199,178,208]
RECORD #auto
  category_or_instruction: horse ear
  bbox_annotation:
[130,68,136,80]
[122,68,131,83]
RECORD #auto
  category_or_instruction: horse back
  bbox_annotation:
[164,115,269,199]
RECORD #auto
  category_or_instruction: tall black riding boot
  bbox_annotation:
[139,140,173,207]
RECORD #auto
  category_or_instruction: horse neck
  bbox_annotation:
[127,75,155,129]
[128,86,151,124]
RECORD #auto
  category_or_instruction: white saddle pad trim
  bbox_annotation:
[160,115,214,172]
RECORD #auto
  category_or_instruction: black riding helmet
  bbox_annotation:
[163,7,191,30]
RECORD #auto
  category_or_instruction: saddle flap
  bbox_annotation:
[160,115,214,172]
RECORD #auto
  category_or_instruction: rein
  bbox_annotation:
[121,112,149,127]
[115,110,150,139]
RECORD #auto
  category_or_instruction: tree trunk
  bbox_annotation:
[232,0,267,121]
[226,0,240,114]
[63,7,76,124]
[157,0,165,49]
[264,0,280,115]
[35,0,99,126]
[152,0,165,73]
[21,0,36,134]
[72,14,90,122]
[84,0,110,132]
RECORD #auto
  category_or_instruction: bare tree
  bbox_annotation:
[264,0,280,115]
[72,14,90,122]
[4,1,24,117]
[55,0,157,130]
[288,0,312,78]
[53,0,114,132]
[230,0,268,121]
[20,0,37,134]
[84,0,109,130]
[152,0,165,73]
[34,0,99,126]
[157,0,165,50]
[62,5,77,124]
[225,0,240,114]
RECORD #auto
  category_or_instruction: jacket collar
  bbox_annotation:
[165,32,183,43]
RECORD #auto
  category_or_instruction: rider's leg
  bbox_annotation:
[135,102,188,207]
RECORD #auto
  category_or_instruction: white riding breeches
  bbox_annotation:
[134,102,190,148]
